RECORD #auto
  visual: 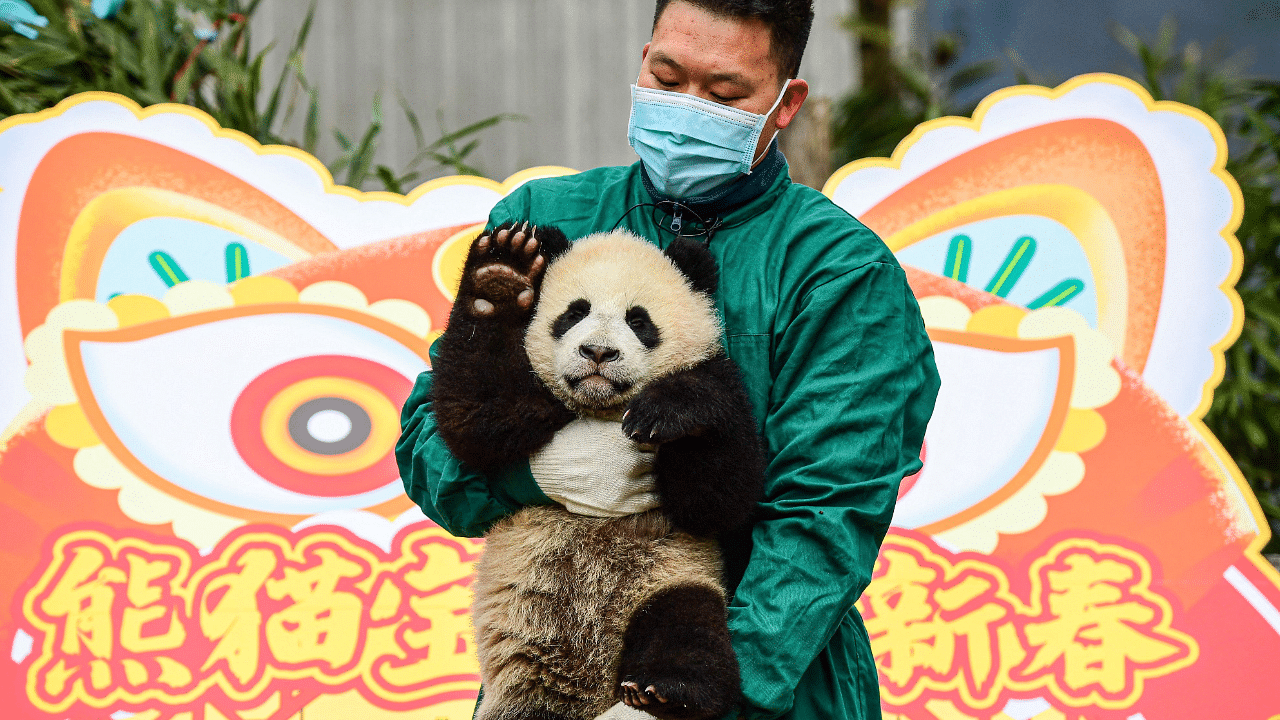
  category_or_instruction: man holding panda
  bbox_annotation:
[397,1,940,718]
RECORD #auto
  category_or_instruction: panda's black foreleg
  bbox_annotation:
[431,222,576,471]
[617,583,740,720]
[621,356,765,536]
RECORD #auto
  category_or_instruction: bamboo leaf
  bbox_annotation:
[261,1,314,136]
[426,111,522,150]
[399,94,426,149]
[303,84,320,153]
[345,100,383,188]
[375,165,402,194]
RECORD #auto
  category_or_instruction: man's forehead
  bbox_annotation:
[649,1,779,84]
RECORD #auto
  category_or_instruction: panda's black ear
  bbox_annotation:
[532,224,572,262]
[664,237,719,296]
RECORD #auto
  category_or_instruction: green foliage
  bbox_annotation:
[1117,20,1280,550]
[331,96,524,194]
[833,0,999,164]
[0,0,513,190]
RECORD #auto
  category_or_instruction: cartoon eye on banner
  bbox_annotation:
[0,78,1276,720]
[229,353,411,498]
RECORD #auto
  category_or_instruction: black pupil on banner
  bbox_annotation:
[288,397,372,455]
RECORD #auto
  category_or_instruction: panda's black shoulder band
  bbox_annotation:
[532,224,572,262]
[664,237,720,296]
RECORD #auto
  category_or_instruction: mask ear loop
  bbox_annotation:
[747,80,793,174]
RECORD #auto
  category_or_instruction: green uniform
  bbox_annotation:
[397,157,940,720]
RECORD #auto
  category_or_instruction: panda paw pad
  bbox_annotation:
[466,221,547,317]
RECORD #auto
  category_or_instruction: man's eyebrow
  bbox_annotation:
[650,52,751,88]
[708,71,750,87]
[650,52,683,72]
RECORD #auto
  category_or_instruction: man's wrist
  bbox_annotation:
[491,460,553,510]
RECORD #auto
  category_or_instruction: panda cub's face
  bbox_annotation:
[525,231,722,414]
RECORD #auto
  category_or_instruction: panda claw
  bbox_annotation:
[463,220,554,319]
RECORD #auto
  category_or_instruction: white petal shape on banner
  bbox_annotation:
[825,75,1242,420]
[0,94,575,432]
[66,308,427,515]
[892,335,1070,531]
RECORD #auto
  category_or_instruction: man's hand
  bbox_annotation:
[530,416,659,517]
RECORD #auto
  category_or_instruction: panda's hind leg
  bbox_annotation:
[617,584,740,720]
[479,707,577,720]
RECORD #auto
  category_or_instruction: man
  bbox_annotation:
[397,1,940,718]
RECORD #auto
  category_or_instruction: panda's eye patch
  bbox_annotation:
[625,306,661,349]
[551,299,592,339]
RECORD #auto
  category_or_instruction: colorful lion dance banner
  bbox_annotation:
[0,74,1275,720]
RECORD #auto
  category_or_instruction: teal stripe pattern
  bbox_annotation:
[148,251,189,287]
[1028,278,1086,309]
[944,235,972,283]
[984,236,1036,298]
[225,242,251,282]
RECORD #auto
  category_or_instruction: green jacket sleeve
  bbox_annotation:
[395,187,553,538]
[728,261,939,719]
[396,345,554,538]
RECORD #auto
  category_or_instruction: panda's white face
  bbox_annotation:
[525,231,722,414]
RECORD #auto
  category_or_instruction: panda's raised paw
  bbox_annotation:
[464,221,549,317]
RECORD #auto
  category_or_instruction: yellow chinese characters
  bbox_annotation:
[862,533,1197,711]
[21,525,484,715]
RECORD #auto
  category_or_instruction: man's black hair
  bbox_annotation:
[653,0,815,80]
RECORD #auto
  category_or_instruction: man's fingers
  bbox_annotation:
[646,686,668,703]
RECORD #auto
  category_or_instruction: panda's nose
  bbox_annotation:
[579,344,620,364]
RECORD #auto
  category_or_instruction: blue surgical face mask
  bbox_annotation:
[628,82,790,199]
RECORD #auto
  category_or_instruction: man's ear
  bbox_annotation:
[664,238,719,296]
[775,79,810,130]
[641,42,650,62]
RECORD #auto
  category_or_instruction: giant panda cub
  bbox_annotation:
[431,221,765,720]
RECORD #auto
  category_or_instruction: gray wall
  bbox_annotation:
[250,0,859,187]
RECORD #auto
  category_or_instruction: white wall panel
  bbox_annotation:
[250,0,856,188]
